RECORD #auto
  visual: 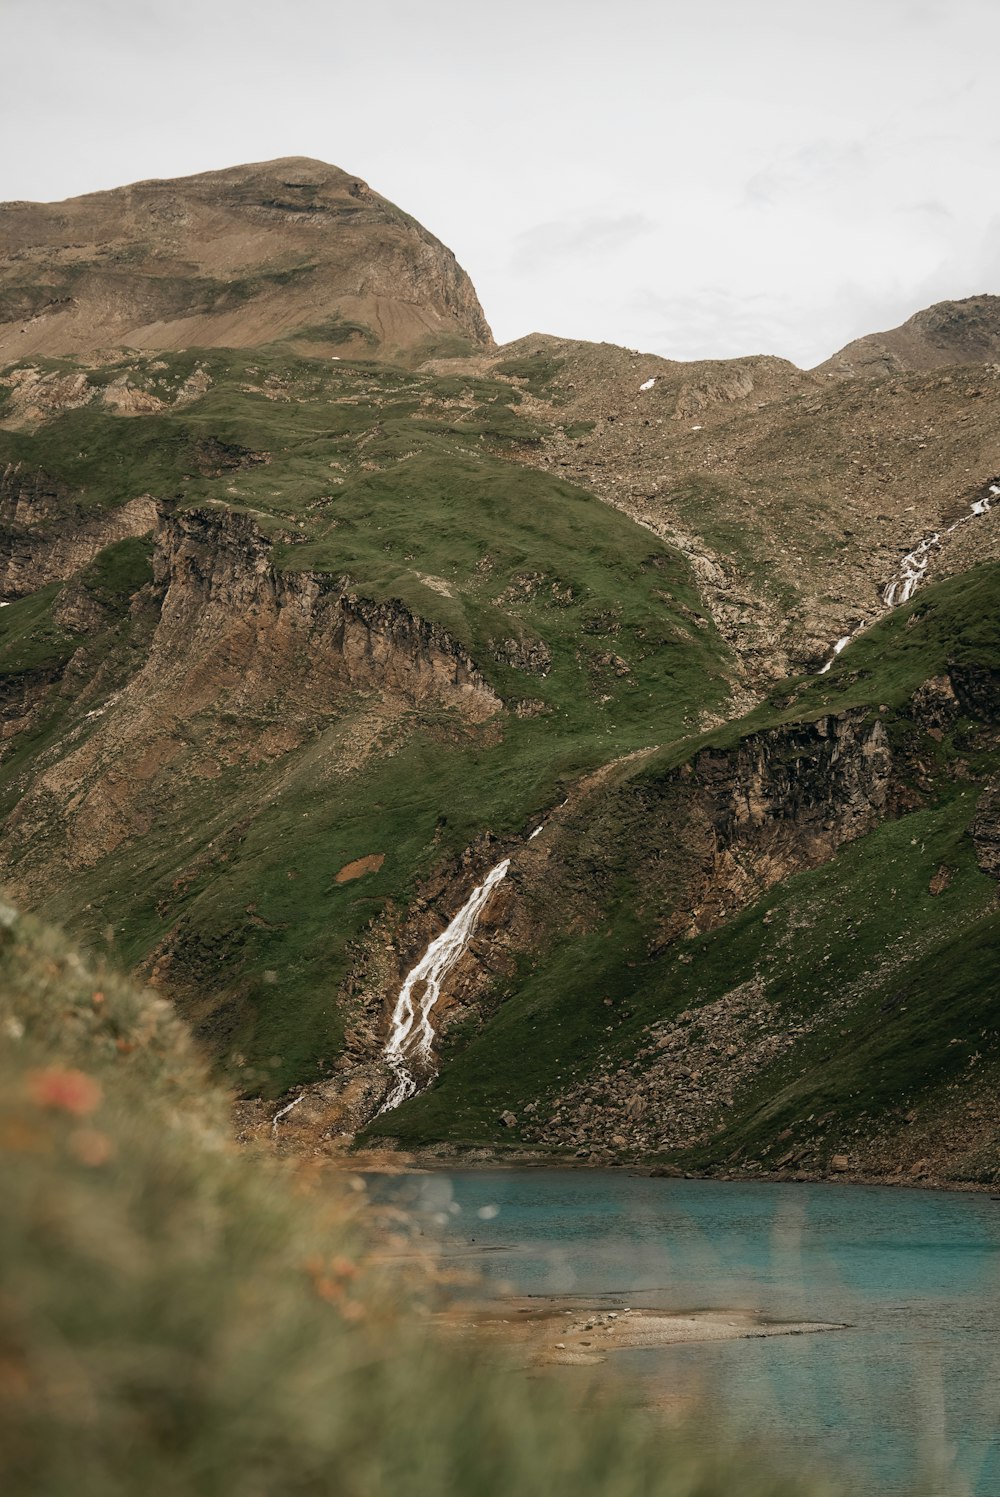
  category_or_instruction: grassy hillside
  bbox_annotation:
[3,343,999,1179]
[366,566,1000,1179]
[0,348,733,1095]
[0,899,844,1497]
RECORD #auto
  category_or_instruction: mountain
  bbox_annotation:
[0,158,493,363]
[816,294,1000,378]
[1,161,998,1190]
[445,333,1000,686]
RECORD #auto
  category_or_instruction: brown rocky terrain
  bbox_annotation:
[0,158,492,363]
[4,505,502,898]
[816,294,1000,377]
[460,332,1000,686]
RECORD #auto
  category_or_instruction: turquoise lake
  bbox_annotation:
[369,1170,1000,1496]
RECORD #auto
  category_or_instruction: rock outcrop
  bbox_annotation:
[152,507,501,725]
[972,778,1000,879]
[0,466,158,597]
[2,505,502,885]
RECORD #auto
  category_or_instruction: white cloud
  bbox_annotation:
[510,214,658,273]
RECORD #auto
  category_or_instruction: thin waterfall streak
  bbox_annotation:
[271,1094,305,1134]
[377,858,511,1117]
[818,635,852,674]
[817,489,996,673]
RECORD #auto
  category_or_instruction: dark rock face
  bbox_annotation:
[0,462,77,528]
[949,660,1000,723]
[0,463,158,598]
[193,438,270,477]
[910,675,960,734]
[972,778,1000,879]
[691,710,893,914]
[606,710,897,950]
[155,507,502,720]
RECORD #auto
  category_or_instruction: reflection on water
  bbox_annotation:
[367,1170,1000,1497]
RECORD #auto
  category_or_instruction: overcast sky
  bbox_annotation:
[4,0,999,366]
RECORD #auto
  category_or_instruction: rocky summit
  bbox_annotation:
[0,158,492,364]
[1,160,998,1188]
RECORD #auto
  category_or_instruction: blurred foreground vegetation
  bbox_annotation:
[0,897,842,1497]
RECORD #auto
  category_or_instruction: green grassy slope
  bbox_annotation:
[0,348,733,1095]
[366,567,1000,1177]
[4,347,998,1175]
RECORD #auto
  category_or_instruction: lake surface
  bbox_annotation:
[368,1169,1000,1496]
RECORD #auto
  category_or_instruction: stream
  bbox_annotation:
[818,485,997,672]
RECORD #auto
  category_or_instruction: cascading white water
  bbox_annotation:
[882,532,940,607]
[817,485,998,672]
[377,858,511,1116]
[818,635,852,675]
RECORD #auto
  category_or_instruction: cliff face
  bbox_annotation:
[2,505,501,892]
[0,158,493,363]
[152,507,501,726]
[0,464,158,596]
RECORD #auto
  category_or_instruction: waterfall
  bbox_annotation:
[881,531,940,607]
[818,635,852,675]
[377,858,511,1116]
[271,1093,305,1134]
[818,485,998,672]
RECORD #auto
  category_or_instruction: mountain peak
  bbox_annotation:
[816,293,1000,377]
[0,158,493,363]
